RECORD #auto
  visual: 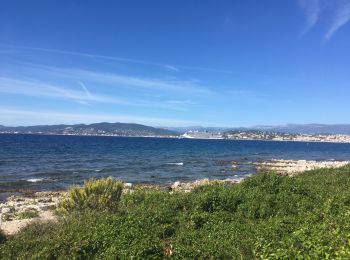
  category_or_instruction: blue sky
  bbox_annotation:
[0,0,350,127]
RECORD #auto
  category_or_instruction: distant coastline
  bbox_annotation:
[2,122,350,143]
[182,130,350,143]
[1,132,350,144]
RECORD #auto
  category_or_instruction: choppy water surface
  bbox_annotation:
[1,134,350,191]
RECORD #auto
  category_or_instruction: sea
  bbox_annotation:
[1,134,350,192]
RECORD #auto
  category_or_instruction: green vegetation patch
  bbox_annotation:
[0,229,6,244]
[16,209,39,220]
[57,177,123,214]
[1,166,350,259]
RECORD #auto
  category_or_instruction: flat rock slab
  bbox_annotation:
[255,159,349,176]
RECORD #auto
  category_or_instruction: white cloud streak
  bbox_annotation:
[36,66,213,95]
[0,107,204,127]
[298,0,350,40]
[0,77,129,105]
[0,76,196,110]
[164,65,179,72]
[298,0,322,33]
[78,81,93,99]
[7,62,213,96]
[1,45,232,74]
[325,0,350,40]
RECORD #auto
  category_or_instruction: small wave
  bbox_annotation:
[95,169,102,172]
[27,178,44,183]
[166,162,184,166]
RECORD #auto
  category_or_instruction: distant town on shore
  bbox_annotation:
[1,122,350,143]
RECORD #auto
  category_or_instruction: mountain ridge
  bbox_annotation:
[2,123,350,136]
[0,122,177,137]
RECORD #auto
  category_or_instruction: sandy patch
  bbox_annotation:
[0,191,63,235]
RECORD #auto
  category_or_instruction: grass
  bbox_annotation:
[16,209,39,220]
[1,166,350,258]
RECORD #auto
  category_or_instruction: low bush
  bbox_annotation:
[57,177,123,213]
[0,229,6,244]
[16,209,39,220]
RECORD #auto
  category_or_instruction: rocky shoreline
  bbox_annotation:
[1,159,349,235]
[0,191,64,235]
[255,159,349,176]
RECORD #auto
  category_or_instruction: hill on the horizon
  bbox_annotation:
[0,122,178,137]
[2,123,350,136]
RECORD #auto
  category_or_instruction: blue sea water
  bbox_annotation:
[1,134,350,191]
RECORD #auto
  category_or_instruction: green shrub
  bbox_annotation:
[0,229,6,244]
[16,209,39,220]
[58,177,123,213]
[1,167,350,258]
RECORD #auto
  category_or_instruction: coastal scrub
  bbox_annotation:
[0,229,5,244]
[16,209,39,220]
[57,177,123,213]
[1,166,350,258]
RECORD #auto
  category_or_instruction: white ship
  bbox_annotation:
[182,130,224,140]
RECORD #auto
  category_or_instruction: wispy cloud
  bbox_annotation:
[0,76,197,110]
[78,81,93,99]
[0,77,128,105]
[164,100,197,105]
[325,0,350,40]
[298,0,322,34]
[164,65,179,72]
[0,107,204,127]
[83,71,209,94]
[1,44,232,74]
[40,66,213,95]
[298,0,350,40]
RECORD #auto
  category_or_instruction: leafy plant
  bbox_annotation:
[58,177,123,213]
[0,229,6,244]
[16,209,39,220]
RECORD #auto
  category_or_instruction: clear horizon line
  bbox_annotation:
[2,121,350,129]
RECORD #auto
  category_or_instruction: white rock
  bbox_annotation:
[124,183,133,188]
[1,207,12,214]
[255,159,349,176]
[171,181,181,190]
